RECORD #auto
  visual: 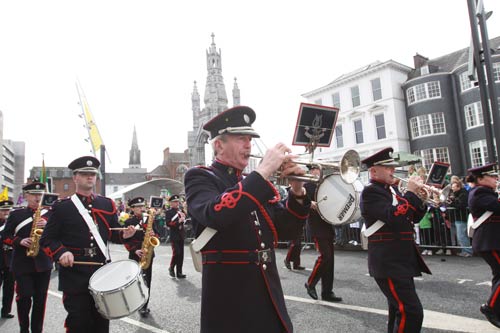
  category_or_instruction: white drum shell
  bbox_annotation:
[316,175,363,225]
[89,259,148,320]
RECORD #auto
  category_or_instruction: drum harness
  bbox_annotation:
[71,194,110,262]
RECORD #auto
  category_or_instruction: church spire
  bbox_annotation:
[204,33,228,114]
[232,77,240,106]
[129,125,141,168]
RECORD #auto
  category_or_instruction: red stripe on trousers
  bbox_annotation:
[388,278,406,333]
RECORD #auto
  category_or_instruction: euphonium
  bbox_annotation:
[139,209,160,270]
[26,204,44,257]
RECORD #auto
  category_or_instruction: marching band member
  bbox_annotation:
[3,182,52,333]
[165,194,187,279]
[39,156,136,333]
[304,165,342,302]
[360,147,430,333]
[467,163,500,328]
[0,199,15,319]
[123,197,159,317]
[184,106,310,333]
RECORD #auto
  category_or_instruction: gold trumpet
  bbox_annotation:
[251,149,361,185]
[393,176,452,207]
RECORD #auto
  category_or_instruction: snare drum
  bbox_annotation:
[316,174,364,225]
[88,259,148,319]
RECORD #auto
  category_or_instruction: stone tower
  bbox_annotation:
[188,33,241,166]
[129,125,141,168]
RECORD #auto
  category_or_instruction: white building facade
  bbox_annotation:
[302,60,413,179]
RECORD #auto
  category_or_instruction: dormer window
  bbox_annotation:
[420,65,429,75]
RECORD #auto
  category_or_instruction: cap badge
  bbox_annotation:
[35,184,40,189]
[243,114,250,124]
[86,160,93,166]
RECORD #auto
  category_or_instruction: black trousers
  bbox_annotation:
[307,237,334,295]
[0,266,15,316]
[480,250,500,316]
[170,239,184,274]
[63,291,109,333]
[374,277,423,333]
[285,238,302,266]
[14,270,51,333]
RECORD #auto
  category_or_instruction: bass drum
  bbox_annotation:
[89,259,148,320]
[316,174,364,225]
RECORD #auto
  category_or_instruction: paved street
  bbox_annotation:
[0,243,498,333]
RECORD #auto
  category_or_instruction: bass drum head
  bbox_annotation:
[89,259,140,293]
[316,174,362,225]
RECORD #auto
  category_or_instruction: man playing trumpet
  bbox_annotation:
[184,106,311,333]
[360,147,431,333]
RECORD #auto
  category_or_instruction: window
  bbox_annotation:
[413,147,450,170]
[332,92,341,109]
[314,99,322,105]
[371,78,382,101]
[494,63,500,82]
[351,85,360,108]
[335,124,343,148]
[406,81,441,105]
[469,140,489,167]
[459,71,473,91]
[375,114,386,140]
[420,65,429,75]
[464,102,484,129]
[354,119,363,144]
[409,113,446,139]
[63,183,69,191]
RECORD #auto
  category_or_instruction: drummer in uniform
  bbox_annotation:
[3,182,52,333]
[360,147,430,333]
[304,165,343,302]
[184,105,311,332]
[40,156,136,333]
[165,194,187,279]
[0,199,15,319]
[123,197,159,317]
[467,163,500,328]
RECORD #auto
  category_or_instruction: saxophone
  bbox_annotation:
[139,209,160,270]
[26,204,44,257]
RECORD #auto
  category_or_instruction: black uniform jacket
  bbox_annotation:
[40,194,123,292]
[360,180,430,278]
[165,208,185,241]
[0,218,13,270]
[468,186,500,252]
[304,182,334,239]
[123,213,159,261]
[184,160,310,333]
[3,207,53,275]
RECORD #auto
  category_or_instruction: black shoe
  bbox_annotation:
[480,304,500,328]
[293,265,306,270]
[304,283,318,300]
[139,308,149,318]
[1,313,14,319]
[177,273,186,279]
[169,267,175,278]
[284,259,291,270]
[322,292,343,302]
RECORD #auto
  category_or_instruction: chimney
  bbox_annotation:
[413,53,428,69]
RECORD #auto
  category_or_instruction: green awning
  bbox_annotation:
[395,151,421,166]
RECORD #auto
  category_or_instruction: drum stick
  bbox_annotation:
[317,195,328,204]
[109,227,143,231]
[73,261,104,266]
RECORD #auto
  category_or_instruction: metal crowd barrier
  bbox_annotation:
[279,206,473,255]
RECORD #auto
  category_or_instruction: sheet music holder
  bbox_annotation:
[149,196,164,208]
[292,103,339,156]
[426,162,450,188]
[41,193,59,206]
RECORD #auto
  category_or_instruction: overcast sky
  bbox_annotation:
[1,0,499,177]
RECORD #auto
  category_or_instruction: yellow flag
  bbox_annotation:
[82,100,104,152]
[76,80,104,154]
[0,187,8,201]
